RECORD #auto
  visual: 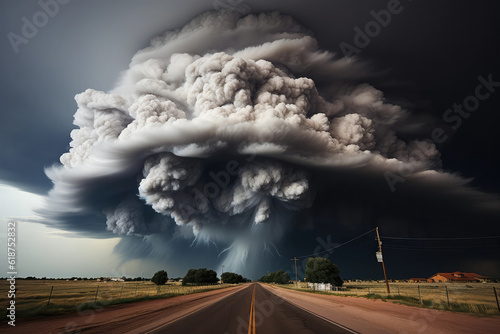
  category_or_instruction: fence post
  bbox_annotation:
[494,287,500,312]
[119,283,124,299]
[94,285,99,303]
[47,286,54,307]
[418,286,422,304]
[445,286,450,307]
[397,287,400,296]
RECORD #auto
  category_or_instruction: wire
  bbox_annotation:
[383,246,500,252]
[292,230,500,259]
[330,239,378,258]
[383,244,500,249]
[381,235,500,240]
[295,228,376,259]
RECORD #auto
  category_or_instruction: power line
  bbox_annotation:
[292,229,499,259]
[383,244,500,249]
[381,235,500,241]
[330,239,377,258]
[380,232,500,253]
[295,228,376,259]
[383,246,500,252]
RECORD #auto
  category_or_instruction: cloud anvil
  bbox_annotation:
[40,9,499,275]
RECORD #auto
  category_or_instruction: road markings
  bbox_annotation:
[140,285,246,334]
[248,285,256,334]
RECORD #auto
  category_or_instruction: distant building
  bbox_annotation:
[409,278,429,283]
[110,277,124,282]
[95,277,124,282]
[428,271,490,283]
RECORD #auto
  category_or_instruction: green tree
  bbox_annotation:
[151,270,169,285]
[273,270,291,284]
[258,270,291,284]
[221,272,245,284]
[182,268,218,285]
[182,269,197,285]
[305,257,343,286]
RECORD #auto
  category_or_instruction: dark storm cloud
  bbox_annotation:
[38,8,500,277]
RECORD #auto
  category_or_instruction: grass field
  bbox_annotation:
[280,282,500,315]
[1,279,235,318]
[4,280,499,319]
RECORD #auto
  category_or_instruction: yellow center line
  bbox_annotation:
[248,285,256,334]
[252,288,256,334]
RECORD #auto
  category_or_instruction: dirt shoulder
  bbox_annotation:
[1,284,247,334]
[263,284,500,334]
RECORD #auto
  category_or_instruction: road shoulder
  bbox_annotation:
[262,284,500,334]
[0,284,248,334]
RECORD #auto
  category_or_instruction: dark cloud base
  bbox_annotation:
[36,8,500,279]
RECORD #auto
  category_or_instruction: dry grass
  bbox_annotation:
[0,279,235,318]
[282,282,500,315]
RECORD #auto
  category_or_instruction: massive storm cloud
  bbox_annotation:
[41,9,499,276]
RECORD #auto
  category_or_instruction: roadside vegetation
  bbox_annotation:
[305,257,343,286]
[182,268,219,285]
[273,281,500,316]
[221,272,250,284]
[258,270,291,284]
[151,270,169,286]
[0,268,250,319]
[258,256,499,316]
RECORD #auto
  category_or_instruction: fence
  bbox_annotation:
[300,282,500,315]
[0,280,233,318]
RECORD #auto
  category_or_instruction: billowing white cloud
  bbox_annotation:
[41,9,498,276]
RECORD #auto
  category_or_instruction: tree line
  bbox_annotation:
[150,268,250,286]
[258,257,343,286]
[258,270,291,284]
[20,256,342,286]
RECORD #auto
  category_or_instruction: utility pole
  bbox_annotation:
[292,257,298,287]
[376,227,390,295]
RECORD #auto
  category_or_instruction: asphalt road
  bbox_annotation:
[149,283,356,334]
[4,282,498,333]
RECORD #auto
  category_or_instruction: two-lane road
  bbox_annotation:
[149,283,356,334]
[4,282,499,333]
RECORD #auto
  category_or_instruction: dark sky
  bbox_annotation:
[1,0,499,280]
